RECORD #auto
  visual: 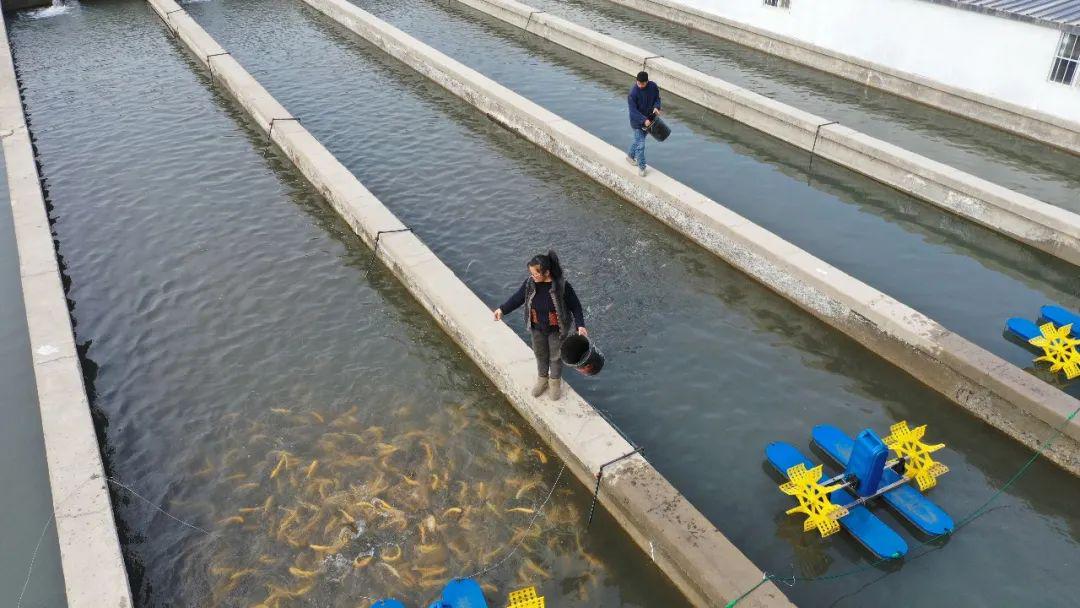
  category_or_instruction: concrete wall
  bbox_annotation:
[601,0,1080,155]
[0,1,133,607]
[144,1,792,606]
[295,0,1080,477]
[2,0,52,12]
[451,0,1080,267]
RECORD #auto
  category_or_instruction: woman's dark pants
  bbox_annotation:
[531,330,562,380]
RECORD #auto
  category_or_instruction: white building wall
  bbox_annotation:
[678,0,1080,123]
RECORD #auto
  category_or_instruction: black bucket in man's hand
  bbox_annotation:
[646,116,671,142]
[561,335,605,376]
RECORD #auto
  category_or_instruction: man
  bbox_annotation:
[626,71,661,177]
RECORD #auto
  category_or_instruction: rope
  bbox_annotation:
[807,118,838,176]
[457,461,568,581]
[725,405,1080,607]
[16,475,216,607]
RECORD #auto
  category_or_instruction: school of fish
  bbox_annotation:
[172,398,611,607]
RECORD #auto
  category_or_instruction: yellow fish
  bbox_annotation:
[524,558,551,578]
[514,480,540,500]
[353,554,373,568]
[270,408,291,415]
[530,448,548,464]
[269,454,287,480]
[380,544,403,562]
[309,411,325,424]
[288,567,317,579]
[506,507,535,515]
[229,568,256,581]
[218,516,244,526]
[305,460,319,479]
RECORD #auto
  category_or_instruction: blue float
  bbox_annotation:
[373,578,490,608]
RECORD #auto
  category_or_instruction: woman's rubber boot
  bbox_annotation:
[549,378,562,401]
[532,376,548,397]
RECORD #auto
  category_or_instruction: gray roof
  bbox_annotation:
[923,0,1080,32]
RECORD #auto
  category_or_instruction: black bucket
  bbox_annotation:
[646,117,671,142]
[561,334,605,376]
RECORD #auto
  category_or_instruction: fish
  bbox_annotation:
[237,506,262,514]
[400,474,419,486]
[257,555,277,565]
[309,411,325,424]
[235,482,259,492]
[524,558,552,579]
[305,460,319,478]
[379,562,402,579]
[262,495,274,514]
[506,423,523,438]
[270,408,291,415]
[441,507,463,518]
[504,445,523,464]
[289,567,317,578]
[423,514,437,533]
[269,453,287,480]
[338,509,356,524]
[507,507,536,515]
[309,538,346,554]
[353,554,373,568]
[421,442,435,469]
[193,459,214,477]
[480,547,502,564]
[447,540,468,561]
[218,516,244,526]
[225,472,247,482]
[380,544,403,562]
[514,480,540,500]
[530,448,548,464]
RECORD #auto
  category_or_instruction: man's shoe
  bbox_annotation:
[532,376,548,397]
[638,166,648,177]
[625,155,636,165]
[549,378,562,401]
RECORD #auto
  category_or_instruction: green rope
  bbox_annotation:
[726,406,1080,607]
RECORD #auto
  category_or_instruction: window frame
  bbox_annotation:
[1048,31,1080,86]
[763,0,791,8]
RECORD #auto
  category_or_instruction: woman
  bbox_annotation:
[493,250,587,401]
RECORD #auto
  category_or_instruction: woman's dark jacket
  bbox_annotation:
[498,276,584,339]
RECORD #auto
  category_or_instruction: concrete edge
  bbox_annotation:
[295,0,1080,476]
[452,0,1080,267]
[601,0,1080,156]
[0,2,134,607]
[144,1,791,605]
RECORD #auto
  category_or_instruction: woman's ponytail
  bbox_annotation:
[546,249,563,281]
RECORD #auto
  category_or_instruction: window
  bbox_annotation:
[1049,32,1080,85]
[763,0,790,7]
